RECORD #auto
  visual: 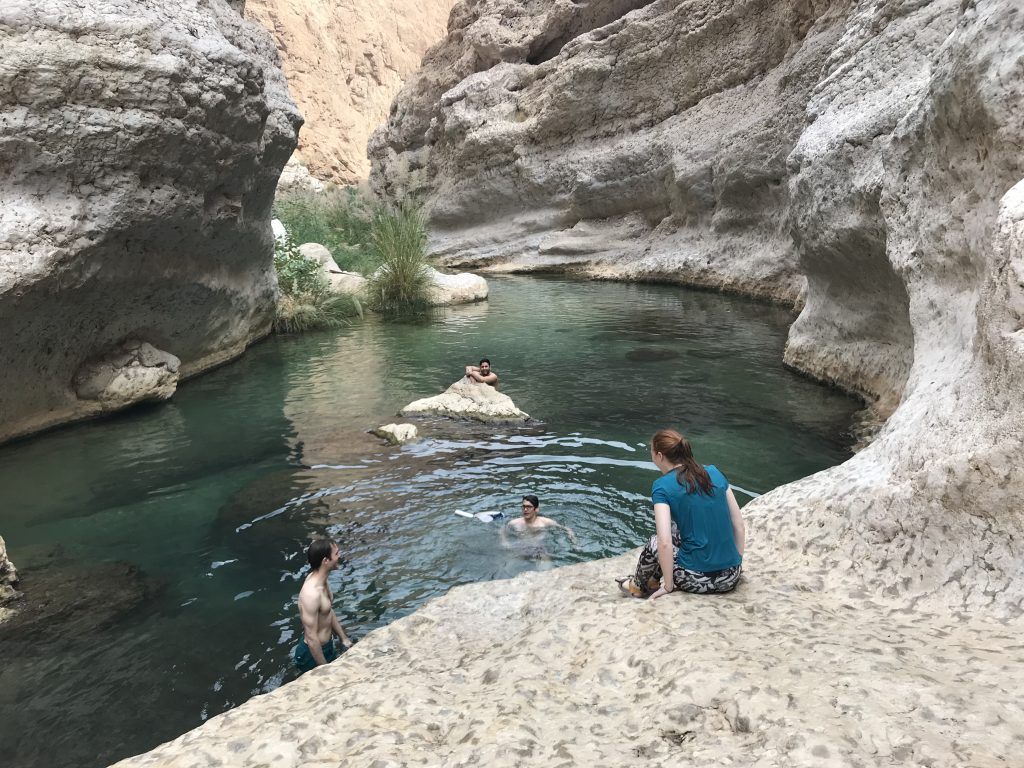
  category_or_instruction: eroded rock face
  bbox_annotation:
[0,0,300,444]
[373,0,1024,615]
[761,0,1024,617]
[401,377,530,423]
[371,0,845,303]
[245,0,458,184]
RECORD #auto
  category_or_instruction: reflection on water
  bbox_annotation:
[0,276,861,768]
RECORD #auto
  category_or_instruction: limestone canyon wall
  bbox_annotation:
[372,0,1024,615]
[0,0,300,444]
[245,0,458,184]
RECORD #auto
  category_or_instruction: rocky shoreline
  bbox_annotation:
[116,0,1024,765]
[113,550,1024,768]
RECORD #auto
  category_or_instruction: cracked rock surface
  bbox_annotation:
[0,0,300,444]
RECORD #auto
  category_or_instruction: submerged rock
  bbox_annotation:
[0,0,300,445]
[370,423,419,445]
[401,377,530,424]
[0,554,158,648]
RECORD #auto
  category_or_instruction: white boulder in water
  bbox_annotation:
[401,378,530,424]
[370,423,419,445]
[425,268,488,306]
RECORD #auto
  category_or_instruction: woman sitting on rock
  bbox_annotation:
[617,429,745,599]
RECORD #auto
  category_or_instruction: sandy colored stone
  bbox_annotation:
[112,551,1024,768]
[401,377,530,424]
[275,152,326,194]
[245,0,458,184]
[426,267,488,306]
[0,0,300,445]
[72,340,180,412]
[370,423,419,445]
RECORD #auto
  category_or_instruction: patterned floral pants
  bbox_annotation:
[633,532,742,594]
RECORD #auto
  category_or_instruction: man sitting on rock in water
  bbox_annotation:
[501,495,577,558]
[465,358,499,388]
[295,538,353,672]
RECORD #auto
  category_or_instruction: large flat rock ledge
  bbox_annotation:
[114,546,1022,768]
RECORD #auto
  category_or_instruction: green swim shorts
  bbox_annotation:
[294,637,338,672]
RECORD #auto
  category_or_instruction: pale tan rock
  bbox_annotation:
[72,341,180,412]
[245,0,458,184]
[425,267,488,306]
[112,552,1024,768]
[0,0,300,445]
[294,241,370,295]
[369,423,419,445]
[0,535,15,582]
[370,0,831,304]
[401,377,529,423]
[328,270,369,296]
[275,152,326,194]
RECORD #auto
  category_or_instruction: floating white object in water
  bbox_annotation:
[454,509,505,523]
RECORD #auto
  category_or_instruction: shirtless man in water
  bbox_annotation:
[501,495,577,557]
[465,358,499,388]
[295,538,353,672]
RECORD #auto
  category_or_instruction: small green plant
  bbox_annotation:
[272,235,361,334]
[364,202,435,317]
[273,187,375,273]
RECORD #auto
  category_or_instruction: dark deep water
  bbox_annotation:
[0,276,862,767]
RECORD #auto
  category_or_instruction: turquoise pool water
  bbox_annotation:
[0,276,861,767]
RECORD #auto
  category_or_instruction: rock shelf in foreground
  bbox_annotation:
[112,550,1024,768]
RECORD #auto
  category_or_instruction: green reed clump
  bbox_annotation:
[273,187,375,273]
[272,236,362,334]
[364,202,435,317]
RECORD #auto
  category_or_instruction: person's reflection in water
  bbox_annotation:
[500,495,577,566]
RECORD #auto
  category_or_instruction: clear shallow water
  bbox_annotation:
[0,276,861,767]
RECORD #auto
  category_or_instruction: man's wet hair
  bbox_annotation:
[480,358,491,366]
[307,538,337,570]
[522,494,540,509]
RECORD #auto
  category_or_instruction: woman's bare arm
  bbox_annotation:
[650,502,675,599]
[726,488,745,557]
